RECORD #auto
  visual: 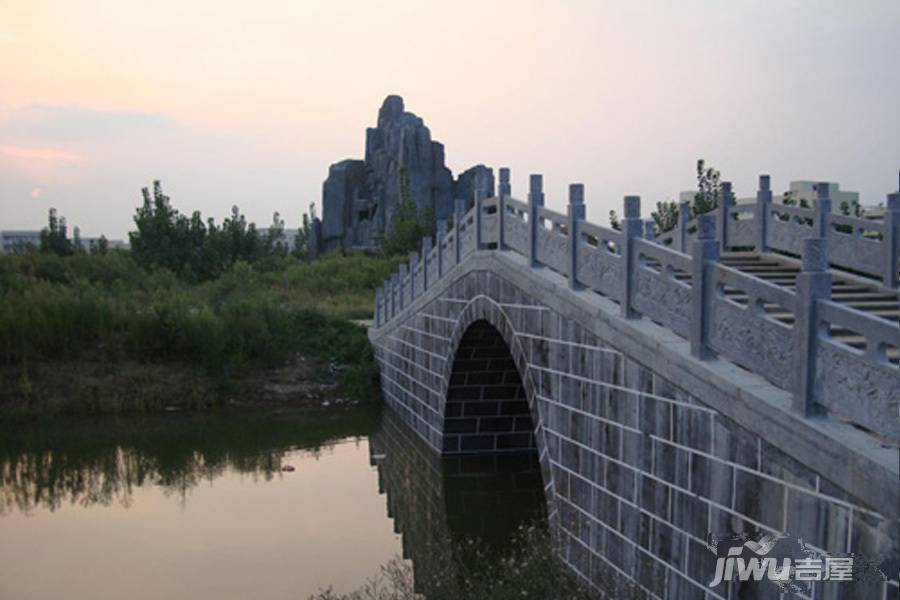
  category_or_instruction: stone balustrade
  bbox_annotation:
[376,170,900,444]
[654,172,900,289]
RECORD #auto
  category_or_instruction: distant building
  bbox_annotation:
[779,181,859,209]
[0,230,41,254]
[0,230,128,254]
[680,181,860,212]
[74,237,129,252]
[256,228,299,252]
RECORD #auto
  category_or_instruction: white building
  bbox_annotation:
[680,181,860,211]
[257,228,300,252]
[0,230,41,254]
[1,230,128,254]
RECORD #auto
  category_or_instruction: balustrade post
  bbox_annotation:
[677,201,690,252]
[391,272,400,315]
[436,220,447,279]
[793,238,831,416]
[528,174,545,268]
[567,184,585,290]
[717,181,733,251]
[422,236,432,291]
[643,220,656,241]
[621,196,643,319]
[690,215,719,359]
[409,253,418,301]
[398,264,407,310]
[813,182,832,239]
[454,198,465,265]
[498,167,510,250]
[883,186,899,289]
[475,188,485,250]
[755,175,771,253]
[375,289,382,327]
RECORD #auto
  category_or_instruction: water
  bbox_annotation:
[0,407,547,600]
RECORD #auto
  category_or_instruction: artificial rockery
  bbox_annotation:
[309,95,494,256]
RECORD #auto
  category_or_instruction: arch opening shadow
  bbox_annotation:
[442,320,536,455]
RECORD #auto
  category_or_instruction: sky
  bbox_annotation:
[1,0,898,238]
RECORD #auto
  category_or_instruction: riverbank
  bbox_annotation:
[0,251,399,418]
[0,352,369,418]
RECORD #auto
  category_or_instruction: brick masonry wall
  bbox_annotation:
[372,268,899,600]
[444,320,535,454]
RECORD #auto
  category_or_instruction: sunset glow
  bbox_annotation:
[1,0,898,237]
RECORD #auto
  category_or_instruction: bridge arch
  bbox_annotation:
[440,295,558,520]
[372,259,898,597]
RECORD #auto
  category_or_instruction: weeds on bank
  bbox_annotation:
[0,251,400,410]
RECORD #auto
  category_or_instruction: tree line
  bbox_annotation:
[37,181,314,281]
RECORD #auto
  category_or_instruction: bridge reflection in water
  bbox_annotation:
[369,409,548,597]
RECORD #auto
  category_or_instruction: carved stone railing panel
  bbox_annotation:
[481,212,499,246]
[707,264,797,389]
[631,239,692,337]
[825,215,887,277]
[440,231,456,270]
[535,206,569,275]
[727,205,757,249]
[767,206,815,255]
[504,207,529,254]
[815,300,900,443]
[575,222,623,299]
[655,230,676,247]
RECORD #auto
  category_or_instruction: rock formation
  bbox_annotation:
[312,96,494,255]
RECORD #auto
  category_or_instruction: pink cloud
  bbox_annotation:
[0,145,82,162]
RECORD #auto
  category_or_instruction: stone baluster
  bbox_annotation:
[398,264,407,310]
[498,167,510,250]
[755,175,771,253]
[793,238,831,415]
[436,220,448,279]
[454,198,465,265]
[391,272,400,316]
[676,201,690,252]
[717,181,733,251]
[883,176,899,289]
[528,174,545,268]
[408,252,418,301]
[375,289,383,327]
[475,188,485,250]
[643,220,656,241]
[621,196,643,319]
[813,182,832,240]
[422,236,432,291]
[690,214,719,359]
[567,184,585,290]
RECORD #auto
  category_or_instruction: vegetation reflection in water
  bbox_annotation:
[317,409,596,600]
[0,407,380,515]
[0,407,596,600]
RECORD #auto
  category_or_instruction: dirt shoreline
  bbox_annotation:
[0,355,365,418]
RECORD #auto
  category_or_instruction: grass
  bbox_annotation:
[0,251,403,416]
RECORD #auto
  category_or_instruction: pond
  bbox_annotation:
[0,406,561,600]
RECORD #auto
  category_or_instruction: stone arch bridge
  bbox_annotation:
[368,170,900,599]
